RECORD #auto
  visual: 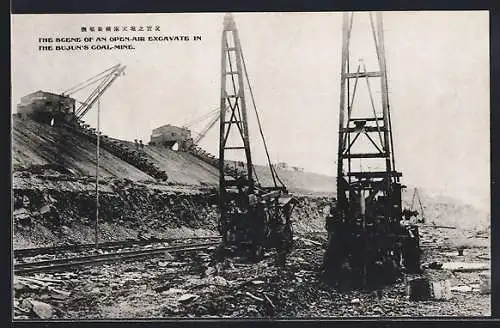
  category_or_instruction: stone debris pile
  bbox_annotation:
[14,273,74,319]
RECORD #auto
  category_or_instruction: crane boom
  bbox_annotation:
[193,107,228,144]
[63,64,121,96]
[71,64,126,120]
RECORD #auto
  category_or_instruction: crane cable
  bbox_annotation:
[193,107,228,144]
[240,50,285,189]
[62,64,120,95]
[64,73,111,97]
[181,106,221,128]
[75,72,116,118]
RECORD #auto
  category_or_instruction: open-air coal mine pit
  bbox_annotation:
[11,11,490,319]
[13,173,491,319]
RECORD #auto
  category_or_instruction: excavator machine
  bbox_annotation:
[15,64,125,127]
[217,13,296,261]
[324,12,421,289]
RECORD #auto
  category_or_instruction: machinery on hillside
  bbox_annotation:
[324,12,421,289]
[16,90,76,124]
[180,106,229,146]
[63,64,126,123]
[16,64,126,126]
[217,13,296,261]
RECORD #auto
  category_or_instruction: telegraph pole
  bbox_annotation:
[95,87,100,250]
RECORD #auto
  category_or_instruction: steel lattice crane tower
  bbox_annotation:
[324,12,421,289]
[336,12,396,183]
[219,13,253,190]
[217,13,296,261]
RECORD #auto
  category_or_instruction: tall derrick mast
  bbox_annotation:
[325,12,421,289]
[219,13,254,196]
[217,13,296,260]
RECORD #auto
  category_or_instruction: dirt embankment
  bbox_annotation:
[13,168,488,251]
[13,172,334,249]
[12,175,221,249]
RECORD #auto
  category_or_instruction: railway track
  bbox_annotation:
[14,236,221,258]
[14,240,221,275]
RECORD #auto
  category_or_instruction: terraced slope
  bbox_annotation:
[12,115,488,232]
[12,116,154,181]
[142,146,219,186]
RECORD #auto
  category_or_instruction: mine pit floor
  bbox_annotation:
[13,229,490,319]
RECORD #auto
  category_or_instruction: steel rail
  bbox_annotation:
[14,236,222,258]
[15,241,220,274]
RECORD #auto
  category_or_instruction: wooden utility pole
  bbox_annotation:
[95,88,100,250]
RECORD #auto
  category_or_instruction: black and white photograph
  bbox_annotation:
[11,11,490,319]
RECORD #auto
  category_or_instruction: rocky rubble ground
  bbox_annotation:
[13,228,490,319]
[12,172,490,319]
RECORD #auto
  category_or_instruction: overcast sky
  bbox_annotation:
[11,12,490,210]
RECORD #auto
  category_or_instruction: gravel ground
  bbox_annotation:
[13,228,490,319]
